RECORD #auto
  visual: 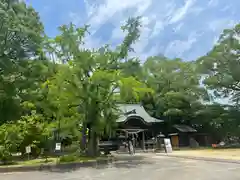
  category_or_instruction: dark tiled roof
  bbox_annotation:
[173,124,197,132]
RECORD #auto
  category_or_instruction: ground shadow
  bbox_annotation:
[97,159,154,169]
[42,154,154,173]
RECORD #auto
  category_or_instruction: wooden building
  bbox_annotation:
[169,124,198,148]
[114,104,201,150]
[116,104,164,150]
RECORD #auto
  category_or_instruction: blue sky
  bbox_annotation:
[26,0,239,61]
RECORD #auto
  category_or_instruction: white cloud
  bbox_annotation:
[164,32,199,58]
[188,6,204,16]
[84,36,102,49]
[220,5,231,12]
[151,21,164,37]
[168,0,196,24]
[83,0,159,58]
[208,0,219,7]
[66,0,240,61]
[83,0,102,17]
[212,35,220,45]
[138,44,160,61]
[135,0,152,15]
[87,0,152,32]
[173,22,184,32]
[69,12,82,25]
[81,0,201,57]
[111,25,125,40]
[208,19,237,33]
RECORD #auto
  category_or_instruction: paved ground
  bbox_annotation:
[169,149,240,160]
[1,154,240,180]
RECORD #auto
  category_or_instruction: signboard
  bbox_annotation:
[25,146,31,154]
[164,138,173,153]
[55,143,61,151]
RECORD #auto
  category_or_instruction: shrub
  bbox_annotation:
[59,154,78,163]
[63,142,80,153]
[0,145,13,165]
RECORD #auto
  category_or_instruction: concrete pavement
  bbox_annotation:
[1,155,240,180]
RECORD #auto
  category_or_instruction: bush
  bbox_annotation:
[59,154,79,163]
[63,142,80,153]
[0,145,13,165]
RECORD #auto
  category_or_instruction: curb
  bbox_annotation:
[156,153,240,164]
[0,158,115,173]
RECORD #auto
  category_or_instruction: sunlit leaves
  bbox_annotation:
[119,76,153,103]
[142,56,208,124]
[117,16,142,60]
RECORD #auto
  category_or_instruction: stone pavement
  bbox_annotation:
[1,154,240,180]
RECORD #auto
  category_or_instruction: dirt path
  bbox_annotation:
[169,149,240,160]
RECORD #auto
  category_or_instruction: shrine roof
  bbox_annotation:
[116,104,164,124]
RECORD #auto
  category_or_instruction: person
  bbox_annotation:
[127,134,134,155]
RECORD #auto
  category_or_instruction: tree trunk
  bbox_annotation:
[87,128,99,157]
[80,124,87,152]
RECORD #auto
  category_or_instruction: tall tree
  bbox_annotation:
[142,56,208,129]
[0,0,44,124]
[0,0,44,60]
[46,17,152,156]
[197,23,240,104]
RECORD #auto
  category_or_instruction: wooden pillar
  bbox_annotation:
[152,131,154,151]
[142,131,145,151]
[125,131,128,152]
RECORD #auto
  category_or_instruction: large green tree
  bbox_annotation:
[0,0,44,124]
[196,24,240,140]
[46,17,152,156]
[142,56,209,130]
[0,0,239,162]
[197,23,240,104]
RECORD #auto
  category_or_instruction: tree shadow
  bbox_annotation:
[96,159,154,169]
[42,154,154,173]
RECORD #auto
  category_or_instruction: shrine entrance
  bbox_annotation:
[115,104,164,152]
[117,128,147,151]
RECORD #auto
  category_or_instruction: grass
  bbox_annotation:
[20,157,57,165]
[172,148,240,160]
[0,155,111,168]
[0,158,56,168]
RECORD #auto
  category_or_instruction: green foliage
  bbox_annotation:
[142,56,208,127]
[17,111,51,153]
[195,23,240,139]
[0,0,45,125]
[63,142,81,153]
[119,76,153,103]
[43,17,152,156]
[59,154,79,163]
[0,0,44,60]
[0,123,21,163]
[59,153,95,163]
[0,1,239,162]
[0,145,12,164]
[117,16,141,59]
[197,23,240,104]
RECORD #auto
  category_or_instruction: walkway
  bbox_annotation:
[1,154,240,180]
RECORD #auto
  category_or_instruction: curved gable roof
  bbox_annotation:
[116,104,163,123]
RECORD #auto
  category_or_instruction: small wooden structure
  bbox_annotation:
[116,104,164,151]
[169,124,197,147]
